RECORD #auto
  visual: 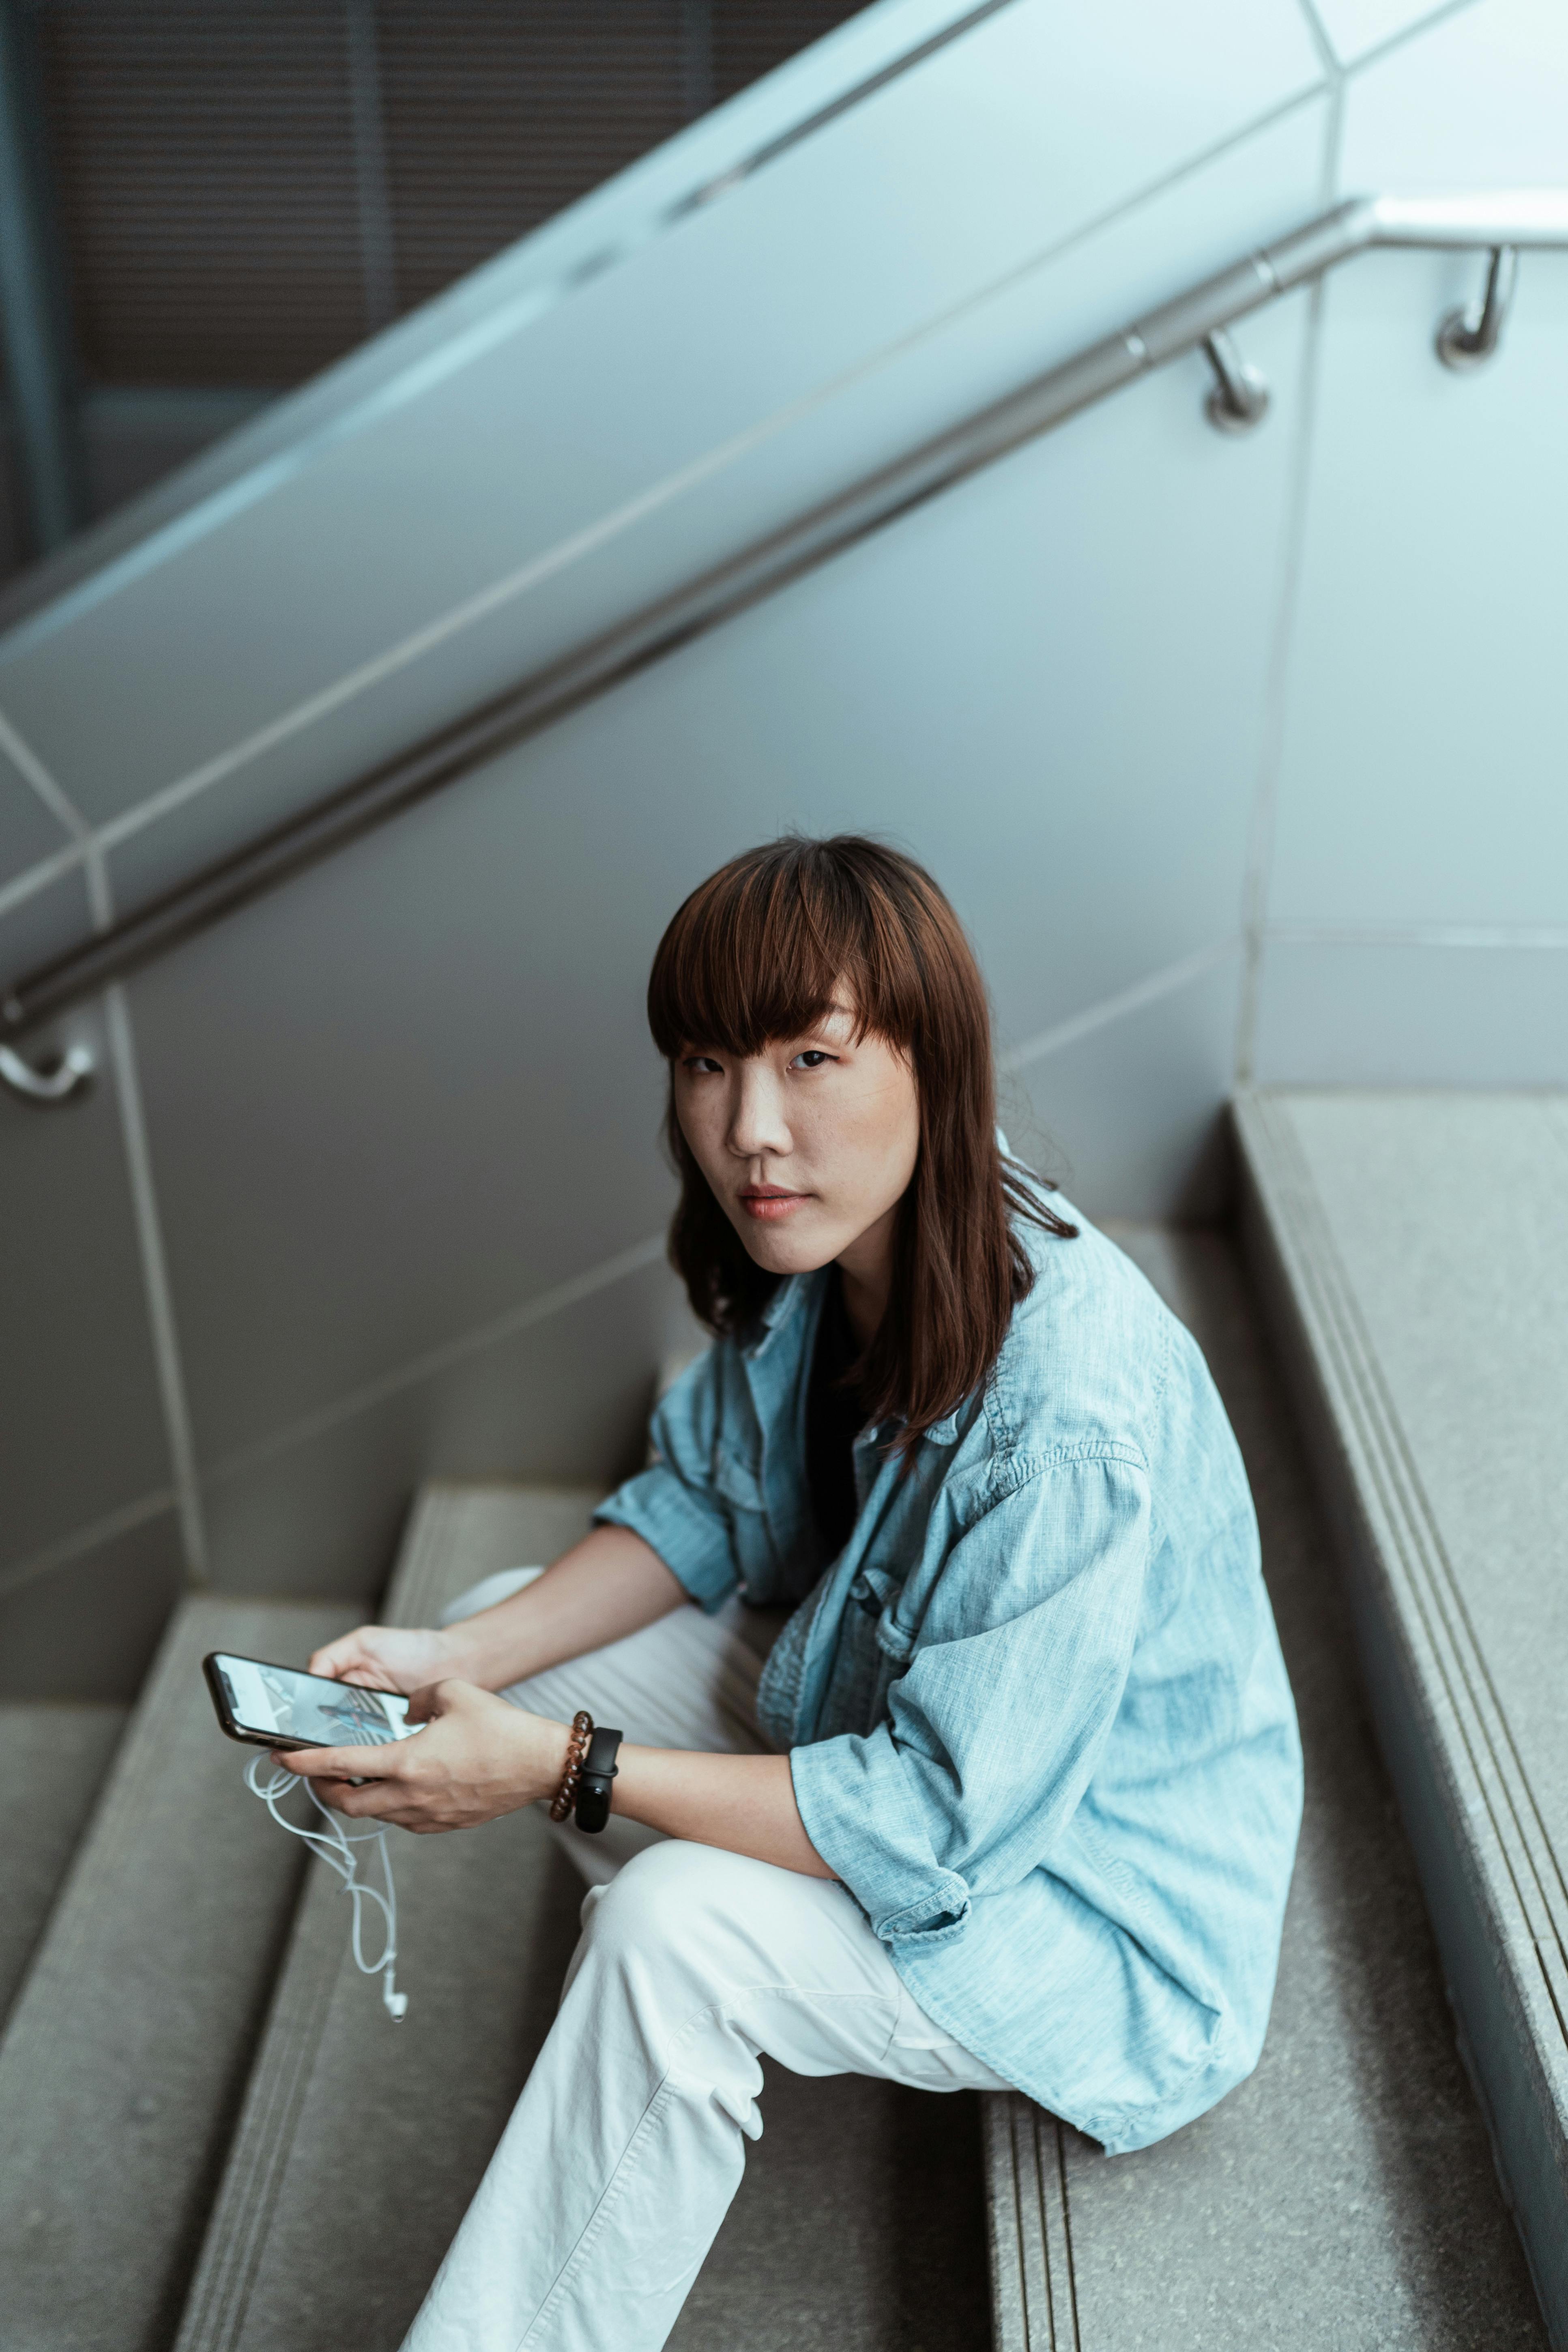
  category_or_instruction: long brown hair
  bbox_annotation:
[647,836,1076,1446]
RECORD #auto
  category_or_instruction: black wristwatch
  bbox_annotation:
[574,1725,623,1834]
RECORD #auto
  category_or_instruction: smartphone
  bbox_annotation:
[204,1652,423,1753]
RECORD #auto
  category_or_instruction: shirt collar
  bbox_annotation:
[744,1276,964,1444]
[743,1269,820,1359]
[863,1405,963,1447]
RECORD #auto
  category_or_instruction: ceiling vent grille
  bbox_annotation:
[31,0,868,391]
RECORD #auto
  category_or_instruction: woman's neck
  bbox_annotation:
[835,1201,900,1352]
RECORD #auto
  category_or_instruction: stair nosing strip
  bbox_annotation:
[175,1865,347,2352]
[982,2088,1033,2352]
[1045,2111,1082,2352]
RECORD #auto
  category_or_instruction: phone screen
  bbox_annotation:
[211,1653,420,1748]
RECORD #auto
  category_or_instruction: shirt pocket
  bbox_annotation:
[850,1562,917,1665]
[712,1442,777,1587]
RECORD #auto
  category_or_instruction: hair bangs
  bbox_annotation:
[647,839,921,1061]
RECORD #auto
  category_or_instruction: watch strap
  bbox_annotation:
[574,1724,623,1834]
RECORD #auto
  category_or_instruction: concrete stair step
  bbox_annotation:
[1235,1089,1568,2346]
[172,1486,603,2352]
[0,1702,127,2027]
[984,1225,1545,2351]
[0,1596,353,2352]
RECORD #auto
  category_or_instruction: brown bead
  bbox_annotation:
[549,1710,595,1821]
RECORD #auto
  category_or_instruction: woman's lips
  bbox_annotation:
[738,1188,810,1222]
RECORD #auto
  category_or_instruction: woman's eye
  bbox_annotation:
[791,1050,834,1070]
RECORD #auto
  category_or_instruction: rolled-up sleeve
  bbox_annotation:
[592,1347,740,1613]
[790,1451,1150,1947]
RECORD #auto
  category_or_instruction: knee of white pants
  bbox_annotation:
[569,1844,782,2131]
[567,1841,918,2111]
[578,1838,733,1974]
[570,1839,797,2030]
[571,1837,879,2010]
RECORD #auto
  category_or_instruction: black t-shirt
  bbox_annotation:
[805,1269,866,1564]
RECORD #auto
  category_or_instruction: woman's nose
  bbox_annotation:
[728,1065,790,1158]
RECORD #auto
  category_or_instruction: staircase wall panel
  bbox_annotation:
[0,742,70,891]
[0,882,174,1660]
[1251,937,1568,1088]
[0,1506,183,1703]
[82,95,1330,919]
[1250,7,1568,1086]
[0,0,1324,836]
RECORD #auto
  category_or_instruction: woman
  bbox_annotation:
[296,835,1302,2352]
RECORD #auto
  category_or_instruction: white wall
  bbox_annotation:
[0,0,1562,1690]
[1251,0,1568,1083]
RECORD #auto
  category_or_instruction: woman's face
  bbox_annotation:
[673,1003,919,1280]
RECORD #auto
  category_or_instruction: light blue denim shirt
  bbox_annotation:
[596,1197,1302,2154]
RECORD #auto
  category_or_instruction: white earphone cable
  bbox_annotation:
[245,1753,409,2020]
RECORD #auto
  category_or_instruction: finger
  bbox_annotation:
[275,1744,398,1782]
[305,1647,393,1689]
[430,1676,488,1710]
[306,1633,372,1677]
[303,1776,358,1811]
[322,1778,403,1819]
[404,1677,470,1724]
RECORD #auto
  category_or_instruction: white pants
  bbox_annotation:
[400,1573,1006,2352]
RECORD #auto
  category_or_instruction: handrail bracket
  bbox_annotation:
[1437,244,1519,370]
[1201,329,1269,434]
[0,1040,95,1106]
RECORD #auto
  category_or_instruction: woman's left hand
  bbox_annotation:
[277,1681,569,1832]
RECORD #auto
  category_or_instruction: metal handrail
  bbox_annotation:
[4,189,1567,1098]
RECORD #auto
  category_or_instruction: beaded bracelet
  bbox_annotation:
[549,1709,593,1821]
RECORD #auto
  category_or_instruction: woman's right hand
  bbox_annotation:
[307,1622,470,1695]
